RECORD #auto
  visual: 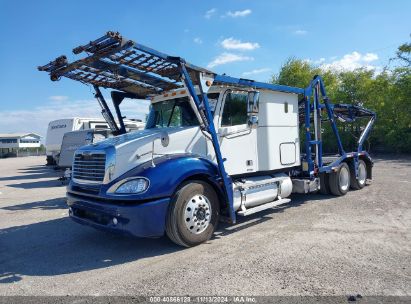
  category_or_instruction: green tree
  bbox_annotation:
[271,39,411,153]
[271,58,320,88]
[394,39,411,67]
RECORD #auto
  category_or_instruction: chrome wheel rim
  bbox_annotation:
[184,194,211,234]
[358,162,367,185]
[339,166,350,191]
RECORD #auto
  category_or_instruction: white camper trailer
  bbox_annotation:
[58,129,112,169]
[45,118,110,165]
[46,117,144,166]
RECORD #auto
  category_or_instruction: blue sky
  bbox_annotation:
[0,0,410,137]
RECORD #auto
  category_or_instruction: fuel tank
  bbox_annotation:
[233,174,293,211]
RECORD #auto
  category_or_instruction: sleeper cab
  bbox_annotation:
[257,90,300,171]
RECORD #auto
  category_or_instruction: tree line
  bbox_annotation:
[271,38,411,154]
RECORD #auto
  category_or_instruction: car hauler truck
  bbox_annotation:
[38,31,376,247]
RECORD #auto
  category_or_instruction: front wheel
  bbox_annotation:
[166,180,220,247]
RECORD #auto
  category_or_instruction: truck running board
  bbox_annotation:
[237,198,291,216]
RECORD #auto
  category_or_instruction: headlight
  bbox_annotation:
[109,177,149,194]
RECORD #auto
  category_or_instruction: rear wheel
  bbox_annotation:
[329,162,350,196]
[166,180,219,247]
[350,159,367,190]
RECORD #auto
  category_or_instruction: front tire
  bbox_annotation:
[166,180,220,247]
[329,162,350,196]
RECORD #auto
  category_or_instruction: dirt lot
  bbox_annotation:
[0,156,410,296]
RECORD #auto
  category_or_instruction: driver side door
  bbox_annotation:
[217,90,258,175]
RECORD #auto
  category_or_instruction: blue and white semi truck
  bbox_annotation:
[38,31,376,247]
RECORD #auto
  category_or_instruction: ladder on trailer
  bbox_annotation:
[302,76,376,178]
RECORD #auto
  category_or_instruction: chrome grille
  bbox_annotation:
[72,152,106,184]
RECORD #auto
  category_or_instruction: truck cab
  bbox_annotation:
[66,85,297,246]
[120,86,300,176]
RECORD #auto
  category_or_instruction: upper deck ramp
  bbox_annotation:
[38,31,214,97]
[38,31,304,97]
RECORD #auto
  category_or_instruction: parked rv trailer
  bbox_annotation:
[58,129,112,169]
[45,118,109,165]
[46,118,145,165]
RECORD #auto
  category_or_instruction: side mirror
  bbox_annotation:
[247,91,260,113]
[247,91,260,128]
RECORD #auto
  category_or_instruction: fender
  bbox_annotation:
[97,154,224,202]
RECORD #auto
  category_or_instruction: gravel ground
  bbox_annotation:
[0,156,410,296]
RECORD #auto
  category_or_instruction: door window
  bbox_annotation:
[221,92,248,127]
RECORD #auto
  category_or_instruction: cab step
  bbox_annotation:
[237,198,291,216]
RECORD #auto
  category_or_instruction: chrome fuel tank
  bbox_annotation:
[233,174,292,211]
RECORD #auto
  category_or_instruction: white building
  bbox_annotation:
[0,133,42,157]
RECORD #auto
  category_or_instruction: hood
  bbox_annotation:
[85,129,160,151]
[78,127,208,181]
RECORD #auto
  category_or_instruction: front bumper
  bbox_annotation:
[66,193,170,238]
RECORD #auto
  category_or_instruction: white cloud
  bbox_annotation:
[242,68,271,76]
[363,53,378,62]
[225,9,252,18]
[204,8,217,19]
[221,37,260,51]
[320,51,380,71]
[294,29,308,35]
[0,97,149,139]
[193,37,203,44]
[207,53,254,68]
[306,57,326,64]
[48,95,68,101]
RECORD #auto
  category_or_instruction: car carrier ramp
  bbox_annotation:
[38,31,214,97]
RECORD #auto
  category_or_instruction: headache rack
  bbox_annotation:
[38,31,376,223]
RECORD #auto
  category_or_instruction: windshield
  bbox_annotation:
[145,97,198,129]
[145,93,221,129]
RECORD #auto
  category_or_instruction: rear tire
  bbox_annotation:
[329,162,350,196]
[319,172,330,195]
[166,180,219,247]
[350,159,367,190]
